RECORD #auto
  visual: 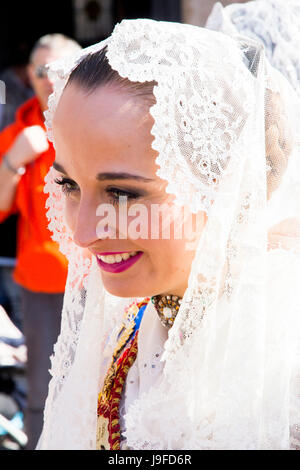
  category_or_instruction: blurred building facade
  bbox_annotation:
[0,0,178,69]
[0,0,250,70]
[182,0,248,26]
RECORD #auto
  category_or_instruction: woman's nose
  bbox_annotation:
[71,199,100,249]
[71,199,118,248]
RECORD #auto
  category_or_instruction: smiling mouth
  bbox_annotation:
[95,251,143,273]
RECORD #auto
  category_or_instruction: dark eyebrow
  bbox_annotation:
[53,161,67,173]
[53,161,154,182]
[96,172,153,182]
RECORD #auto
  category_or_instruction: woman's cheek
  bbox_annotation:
[64,198,79,234]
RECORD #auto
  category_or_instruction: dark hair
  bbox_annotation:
[67,46,156,104]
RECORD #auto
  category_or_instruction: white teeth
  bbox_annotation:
[97,252,138,264]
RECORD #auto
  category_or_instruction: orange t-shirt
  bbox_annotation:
[0,96,68,293]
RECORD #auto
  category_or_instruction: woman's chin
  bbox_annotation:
[101,275,151,299]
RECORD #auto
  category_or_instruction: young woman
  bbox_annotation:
[38,19,300,450]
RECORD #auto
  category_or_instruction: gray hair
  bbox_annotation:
[30,33,81,63]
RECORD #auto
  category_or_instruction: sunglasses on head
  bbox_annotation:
[33,65,49,79]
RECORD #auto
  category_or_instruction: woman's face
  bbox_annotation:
[53,83,206,298]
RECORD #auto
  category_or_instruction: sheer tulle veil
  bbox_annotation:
[206,0,300,97]
[38,19,300,449]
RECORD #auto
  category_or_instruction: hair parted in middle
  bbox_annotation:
[67,46,156,104]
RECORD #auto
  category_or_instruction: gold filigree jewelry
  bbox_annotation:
[151,294,182,329]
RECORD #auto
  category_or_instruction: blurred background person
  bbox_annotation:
[0,33,81,449]
[0,40,33,334]
[0,40,33,131]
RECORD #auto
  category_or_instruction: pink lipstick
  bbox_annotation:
[96,251,143,273]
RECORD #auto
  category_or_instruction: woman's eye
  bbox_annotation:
[54,177,79,196]
[54,179,142,203]
[106,187,141,206]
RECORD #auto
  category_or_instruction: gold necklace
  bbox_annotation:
[151,294,182,329]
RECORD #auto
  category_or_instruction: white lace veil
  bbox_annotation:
[38,19,300,450]
[206,0,300,97]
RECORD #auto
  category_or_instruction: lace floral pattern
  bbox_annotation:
[206,0,300,97]
[39,19,300,450]
[106,19,255,213]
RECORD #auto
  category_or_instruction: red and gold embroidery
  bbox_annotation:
[96,299,149,450]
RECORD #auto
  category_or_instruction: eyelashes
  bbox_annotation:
[54,177,142,205]
[54,177,78,196]
[106,187,142,206]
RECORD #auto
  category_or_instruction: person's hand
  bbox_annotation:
[6,125,49,168]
